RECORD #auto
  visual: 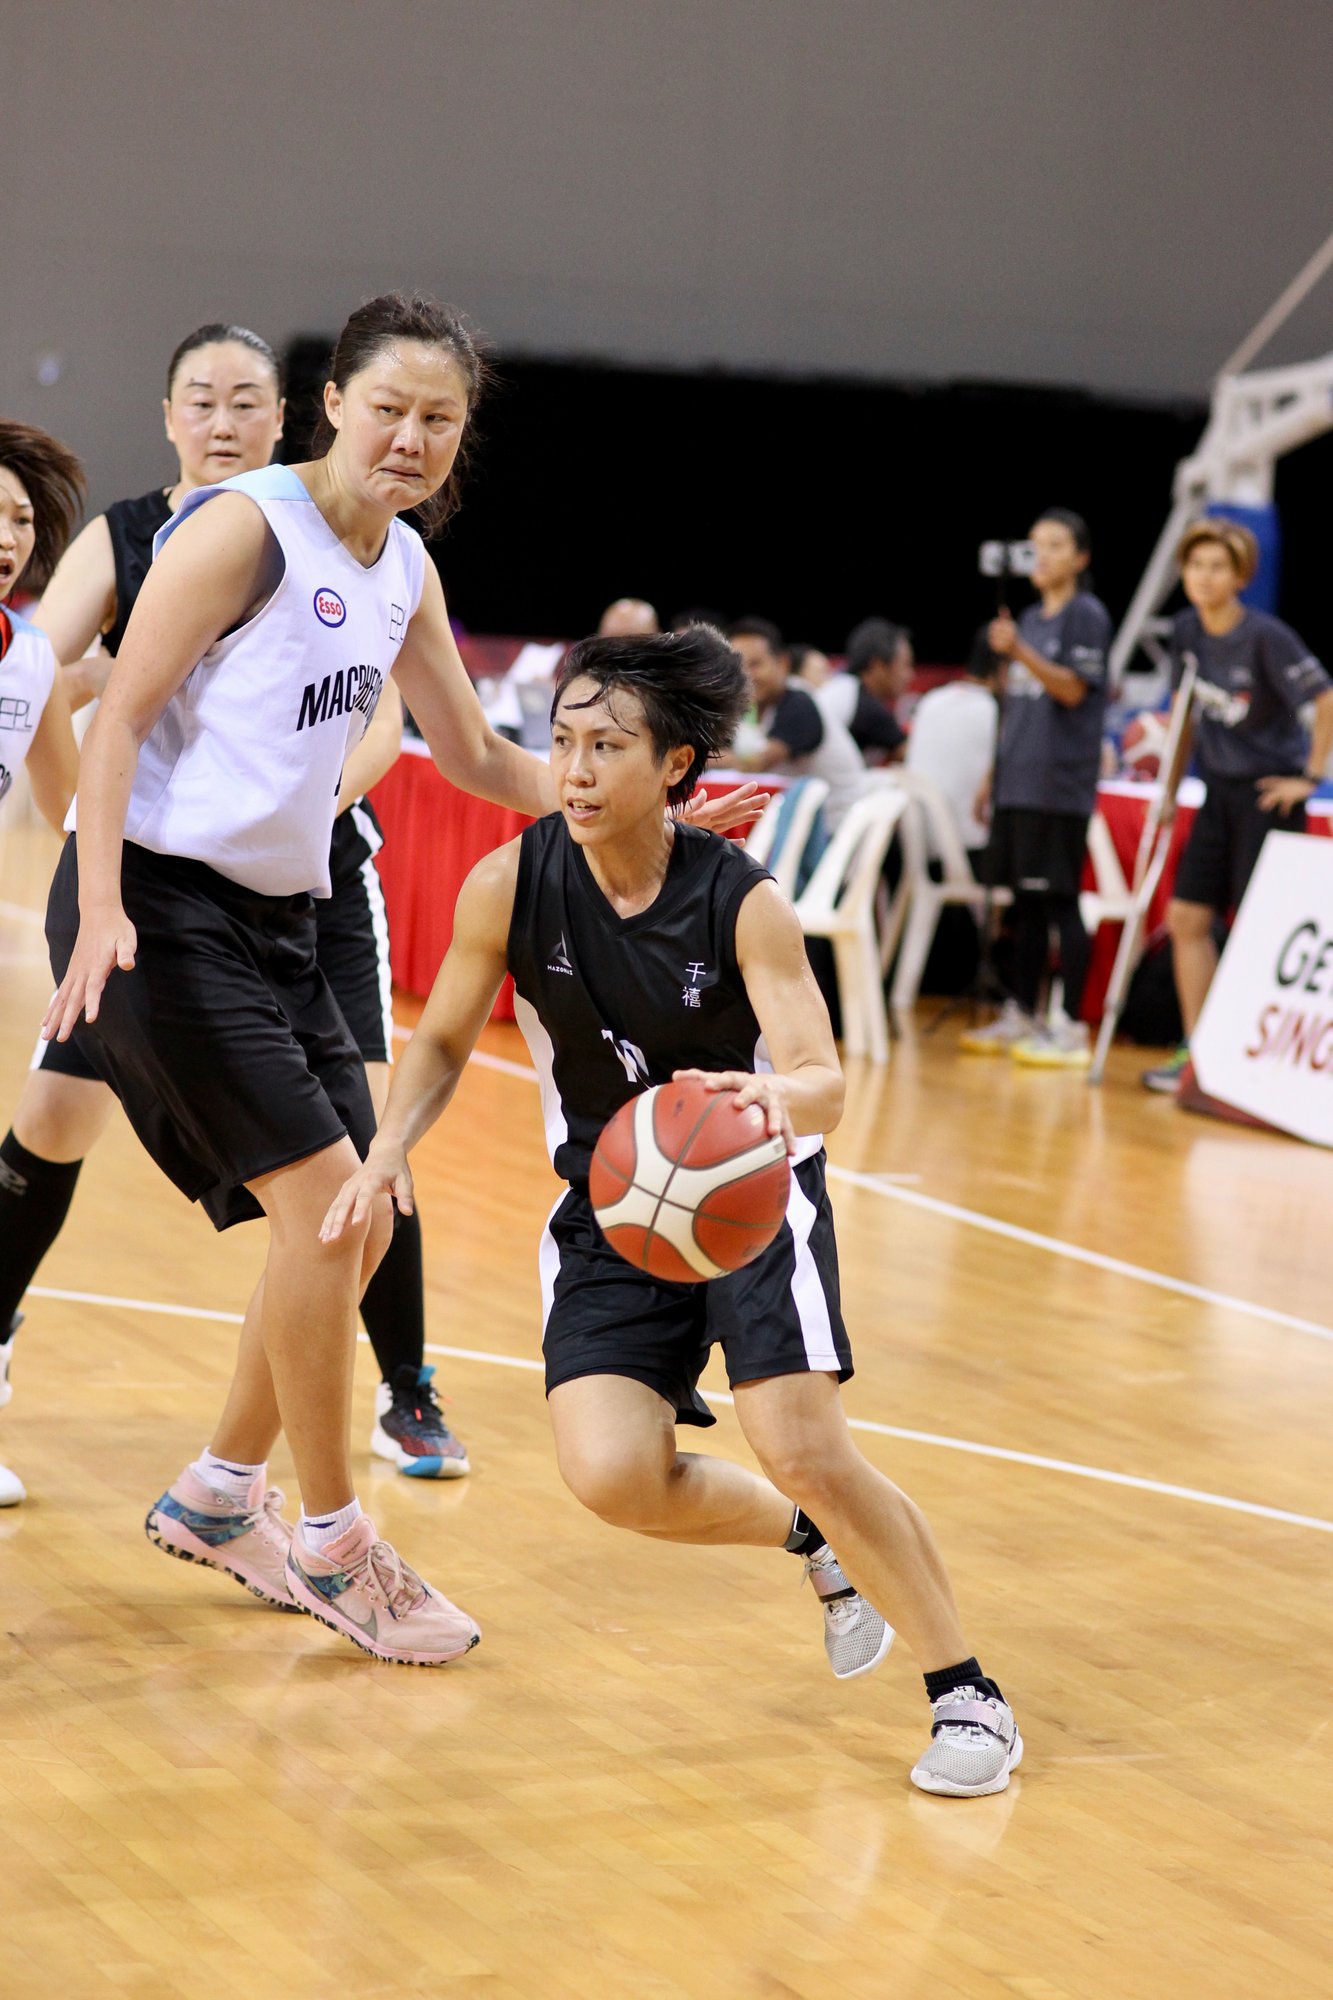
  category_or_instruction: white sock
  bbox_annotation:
[191,1448,264,1506]
[300,1498,363,1552]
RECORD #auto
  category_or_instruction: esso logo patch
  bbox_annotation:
[314,589,347,627]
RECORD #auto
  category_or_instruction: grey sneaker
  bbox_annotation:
[1011,1011,1091,1069]
[911,1686,1023,1796]
[958,1000,1036,1054]
[802,1544,894,1679]
[1142,1044,1189,1093]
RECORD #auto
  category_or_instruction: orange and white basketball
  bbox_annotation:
[589,1077,791,1283]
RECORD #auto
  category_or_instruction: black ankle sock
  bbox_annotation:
[359,1204,426,1384]
[782,1507,828,1557]
[0,1131,84,1331]
[924,1657,1003,1704]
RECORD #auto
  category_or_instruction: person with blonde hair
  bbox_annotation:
[1142,516,1333,1091]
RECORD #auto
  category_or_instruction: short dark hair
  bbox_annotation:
[552,626,749,808]
[727,614,785,655]
[166,323,284,399]
[1034,506,1091,555]
[845,617,909,677]
[0,420,86,592]
[315,291,492,536]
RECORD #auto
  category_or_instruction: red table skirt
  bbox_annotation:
[370,748,761,1018]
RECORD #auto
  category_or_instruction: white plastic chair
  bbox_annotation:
[745,776,830,900]
[885,769,1011,1012]
[794,787,912,1064]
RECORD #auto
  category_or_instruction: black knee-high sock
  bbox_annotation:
[0,1131,84,1332]
[359,1203,426,1384]
[1008,893,1049,1014]
[1051,893,1091,1019]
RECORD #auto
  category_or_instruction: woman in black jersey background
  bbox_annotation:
[1142,517,1333,1092]
[0,323,467,1494]
[963,508,1112,1067]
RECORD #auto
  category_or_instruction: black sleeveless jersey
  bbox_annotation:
[508,816,773,1188]
[103,488,173,655]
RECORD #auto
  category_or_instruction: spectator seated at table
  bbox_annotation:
[598,596,659,636]
[906,629,1001,864]
[727,615,866,830]
[816,617,912,764]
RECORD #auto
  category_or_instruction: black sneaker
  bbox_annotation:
[370,1364,470,1479]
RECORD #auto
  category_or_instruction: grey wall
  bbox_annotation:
[8,0,1333,505]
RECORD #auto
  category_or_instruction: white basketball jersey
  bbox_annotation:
[77,465,425,898]
[0,607,57,811]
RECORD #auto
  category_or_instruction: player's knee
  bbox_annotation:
[750,1435,856,1519]
[12,1074,107,1165]
[1167,899,1211,944]
[557,1441,663,1530]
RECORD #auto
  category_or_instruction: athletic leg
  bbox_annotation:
[1050,892,1091,1019]
[1167,897,1217,1037]
[357,1057,468,1476]
[1007,891,1049,1014]
[237,1136,391,1512]
[734,1371,1019,1796]
[0,1068,116,1327]
[548,1372,792,1545]
[733,1370,966,1670]
[549,1371,892,1680]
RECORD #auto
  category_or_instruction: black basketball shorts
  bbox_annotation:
[540,1152,853,1427]
[35,827,395,1080]
[44,837,375,1231]
[316,838,395,1066]
[1173,773,1306,916]
[982,806,1090,900]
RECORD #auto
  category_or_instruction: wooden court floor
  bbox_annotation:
[2,816,1331,2000]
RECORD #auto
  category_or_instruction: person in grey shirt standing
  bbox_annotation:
[962,508,1110,1065]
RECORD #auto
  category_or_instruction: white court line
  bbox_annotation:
[440,1039,1333,1346]
[0,899,46,928]
[25,1283,1333,1536]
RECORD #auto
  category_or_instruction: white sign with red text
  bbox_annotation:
[1191,832,1333,1148]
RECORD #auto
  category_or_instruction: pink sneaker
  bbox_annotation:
[145,1466,300,1611]
[285,1516,481,1666]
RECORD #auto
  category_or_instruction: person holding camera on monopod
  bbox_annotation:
[961,508,1111,1066]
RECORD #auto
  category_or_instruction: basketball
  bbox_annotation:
[589,1077,791,1282]
[1121,707,1169,779]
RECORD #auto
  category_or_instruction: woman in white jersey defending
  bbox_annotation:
[42,293,760,1666]
[0,324,467,1502]
[0,419,85,1506]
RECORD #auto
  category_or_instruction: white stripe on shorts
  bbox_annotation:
[538,1191,566,1332]
[356,851,395,1063]
[784,1169,841,1373]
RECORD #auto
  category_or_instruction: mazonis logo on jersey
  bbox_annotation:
[313,588,347,628]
